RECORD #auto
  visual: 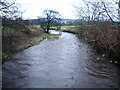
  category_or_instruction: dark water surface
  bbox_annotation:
[2,31,119,88]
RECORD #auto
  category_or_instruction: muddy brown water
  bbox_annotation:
[2,31,119,88]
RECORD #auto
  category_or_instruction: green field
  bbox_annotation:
[51,25,77,30]
[61,25,76,29]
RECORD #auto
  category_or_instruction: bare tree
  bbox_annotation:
[43,9,60,33]
[1,0,30,49]
[75,0,119,22]
[74,0,120,62]
[1,0,30,37]
[0,0,22,19]
[118,0,120,21]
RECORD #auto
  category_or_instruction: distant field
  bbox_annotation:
[51,25,77,30]
[61,26,77,29]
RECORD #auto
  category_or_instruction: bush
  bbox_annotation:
[77,22,120,63]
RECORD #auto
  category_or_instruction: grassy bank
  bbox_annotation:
[60,25,78,34]
[61,25,76,29]
[51,25,77,30]
[2,36,44,63]
[2,33,60,63]
[2,26,60,63]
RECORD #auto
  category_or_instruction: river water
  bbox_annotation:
[2,31,119,88]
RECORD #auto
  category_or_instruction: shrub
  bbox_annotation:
[77,22,120,63]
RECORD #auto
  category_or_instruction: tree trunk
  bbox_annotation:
[46,22,50,34]
[46,26,49,34]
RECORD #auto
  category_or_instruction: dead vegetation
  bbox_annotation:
[76,22,120,64]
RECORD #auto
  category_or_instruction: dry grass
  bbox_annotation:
[77,22,120,64]
[2,26,44,62]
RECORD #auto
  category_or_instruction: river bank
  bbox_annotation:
[2,35,43,63]
[2,29,60,63]
[59,24,120,65]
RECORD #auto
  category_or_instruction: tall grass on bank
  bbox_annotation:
[2,25,43,62]
[76,22,120,63]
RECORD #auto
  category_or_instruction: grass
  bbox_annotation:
[50,25,78,34]
[61,25,76,29]
[2,36,44,63]
[51,25,77,30]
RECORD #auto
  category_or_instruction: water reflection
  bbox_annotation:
[49,30,61,34]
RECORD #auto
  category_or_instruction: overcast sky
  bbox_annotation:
[15,0,82,19]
